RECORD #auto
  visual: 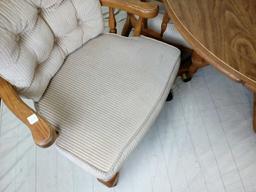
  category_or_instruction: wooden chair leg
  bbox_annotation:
[166,90,173,102]
[178,50,193,82]
[133,17,145,36]
[161,12,170,37]
[97,172,119,188]
[121,14,133,37]
[108,7,117,34]
[253,93,256,133]
[189,51,208,76]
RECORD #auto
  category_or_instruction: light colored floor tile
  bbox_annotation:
[36,146,57,192]
[56,152,74,192]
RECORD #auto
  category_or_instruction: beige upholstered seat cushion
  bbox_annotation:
[37,33,180,180]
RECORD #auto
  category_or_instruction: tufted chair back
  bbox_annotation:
[0,0,104,101]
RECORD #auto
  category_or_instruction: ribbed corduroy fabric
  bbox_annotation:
[37,34,180,180]
[0,0,103,101]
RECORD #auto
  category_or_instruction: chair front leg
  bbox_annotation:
[97,172,119,188]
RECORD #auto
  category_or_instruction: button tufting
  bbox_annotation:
[54,37,59,44]
[37,7,42,16]
[77,19,82,26]
[15,34,21,43]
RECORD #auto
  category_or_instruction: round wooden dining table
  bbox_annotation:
[162,0,256,131]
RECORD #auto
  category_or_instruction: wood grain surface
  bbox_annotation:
[163,0,256,89]
[0,78,57,148]
[101,0,159,18]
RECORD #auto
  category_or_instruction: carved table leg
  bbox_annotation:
[253,93,256,133]
[189,51,208,76]
[97,172,119,188]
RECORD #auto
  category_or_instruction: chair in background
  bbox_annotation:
[122,0,207,81]
[0,0,180,188]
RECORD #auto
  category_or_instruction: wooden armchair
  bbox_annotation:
[122,0,207,81]
[0,0,180,188]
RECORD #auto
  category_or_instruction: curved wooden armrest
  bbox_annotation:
[100,0,159,18]
[0,78,57,148]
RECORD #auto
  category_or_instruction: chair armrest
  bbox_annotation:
[100,0,159,19]
[0,78,57,148]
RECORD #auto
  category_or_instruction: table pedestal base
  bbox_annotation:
[189,52,208,76]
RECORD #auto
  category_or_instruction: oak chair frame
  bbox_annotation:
[0,0,159,187]
[121,0,207,79]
